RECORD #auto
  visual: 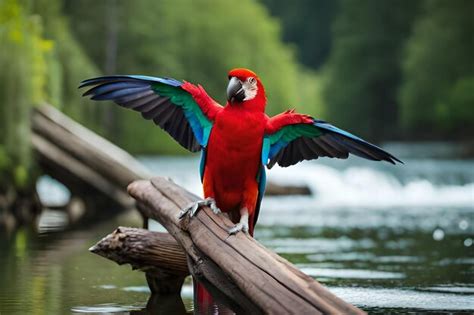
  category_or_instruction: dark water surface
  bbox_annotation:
[1,153,473,314]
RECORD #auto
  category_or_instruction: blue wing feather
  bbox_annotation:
[199,149,207,182]
[313,120,365,142]
[80,75,214,152]
[91,86,150,100]
[79,75,182,88]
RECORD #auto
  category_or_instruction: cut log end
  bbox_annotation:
[89,226,188,295]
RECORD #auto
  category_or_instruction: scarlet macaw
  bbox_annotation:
[80,68,401,235]
[81,68,401,310]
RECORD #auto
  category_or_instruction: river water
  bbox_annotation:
[1,148,473,314]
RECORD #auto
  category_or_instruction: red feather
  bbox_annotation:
[204,102,267,236]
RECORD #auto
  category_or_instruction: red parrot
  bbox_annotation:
[80,68,401,308]
[80,68,401,235]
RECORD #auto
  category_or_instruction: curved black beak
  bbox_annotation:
[227,77,245,103]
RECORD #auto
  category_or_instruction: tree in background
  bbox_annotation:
[261,0,338,70]
[399,0,474,139]
[323,0,419,140]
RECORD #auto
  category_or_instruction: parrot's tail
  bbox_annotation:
[195,281,213,310]
[194,281,237,314]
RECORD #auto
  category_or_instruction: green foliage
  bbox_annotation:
[0,0,101,188]
[0,0,54,188]
[1,0,472,167]
[0,145,12,186]
[261,0,338,69]
[66,0,320,153]
[436,77,474,133]
[31,0,102,130]
[323,0,419,140]
[293,70,326,118]
[69,0,299,110]
[13,165,28,188]
[399,0,474,138]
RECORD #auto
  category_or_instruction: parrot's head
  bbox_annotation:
[226,68,266,110]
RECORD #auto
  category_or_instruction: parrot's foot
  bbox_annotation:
[178,197,221,219]
[228,208,250,235]
[228,222,249,235]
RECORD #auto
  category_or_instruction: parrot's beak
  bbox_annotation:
[227,77,245,103]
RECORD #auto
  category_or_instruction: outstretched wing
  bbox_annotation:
[262,111,402,168]
[79,75,222,152]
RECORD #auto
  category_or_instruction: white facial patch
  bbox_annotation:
[242,78,258,101]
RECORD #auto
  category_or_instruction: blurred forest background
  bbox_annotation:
[0,0,473,189]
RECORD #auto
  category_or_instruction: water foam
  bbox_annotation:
[268,163,474,208]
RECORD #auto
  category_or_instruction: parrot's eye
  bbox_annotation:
[247,77,257,85]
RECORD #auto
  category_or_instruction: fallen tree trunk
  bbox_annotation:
[94,176,364,314]
[32,133,133,211]
[265,181,311,196]
[32,105,150,186]
[32,105,149,213]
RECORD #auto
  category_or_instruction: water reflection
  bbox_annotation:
[0,212,159,314]
[71,294,189,315]
[72,304,143,314]
[131,294,188,315]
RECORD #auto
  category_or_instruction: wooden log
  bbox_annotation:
[31,105,146,212]
[32,134,132,206]
[89,226,188,295]
[32,105,149,186]
[32,134,132,222]
[265,181,311,196]
[125,177,365,315]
